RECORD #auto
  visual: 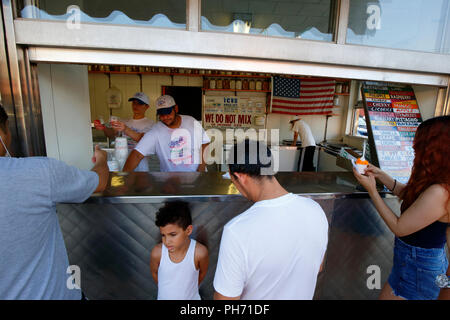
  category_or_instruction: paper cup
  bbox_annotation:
[355,163,368,175]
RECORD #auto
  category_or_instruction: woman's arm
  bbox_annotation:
[364,164,405,196]
[354,167,449,237]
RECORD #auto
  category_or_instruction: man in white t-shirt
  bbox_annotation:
[290,117,316,171]
[94,92,155,171]
[213,139,328,300]
[123,95,210,172]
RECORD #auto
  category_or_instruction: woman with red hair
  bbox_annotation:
[354,115,450,300]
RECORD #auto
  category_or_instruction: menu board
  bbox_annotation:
[361,82,423,184]
[203,96,266,130]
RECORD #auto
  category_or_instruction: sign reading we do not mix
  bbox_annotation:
[203,96,266,129]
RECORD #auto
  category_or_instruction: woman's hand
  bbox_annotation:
[353,166,377,193]
[364,163,384,179]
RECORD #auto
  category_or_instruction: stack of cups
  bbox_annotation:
[114,137,129,171]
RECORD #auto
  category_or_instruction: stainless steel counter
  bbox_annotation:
[57,172,399,300]
[89,171,385,203]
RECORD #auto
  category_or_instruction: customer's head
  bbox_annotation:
[228,139,274,200]
[401,115,450,210]
[155,95,178,127]
[155,201,193,252]
[128,92,150,118]
[0,104,11,157]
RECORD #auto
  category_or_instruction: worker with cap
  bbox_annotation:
[123,95,210,172]
[94,92,155,172]
[290,116,316,172]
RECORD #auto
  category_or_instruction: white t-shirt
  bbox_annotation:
[123,118,155,172]
[291,119,316,147]
[135,115,210,172]
[213,193,328,300]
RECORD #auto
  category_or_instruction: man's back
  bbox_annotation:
[214,193,328,299]
[0,157,98,299]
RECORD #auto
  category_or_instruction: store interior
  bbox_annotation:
[35,63,441,172]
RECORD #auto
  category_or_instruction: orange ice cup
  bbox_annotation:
[355,158,369,165]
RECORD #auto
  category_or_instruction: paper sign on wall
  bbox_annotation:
[203,96,266,129]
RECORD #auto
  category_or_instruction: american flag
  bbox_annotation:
[271,76,336,115]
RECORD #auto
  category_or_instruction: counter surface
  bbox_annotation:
[89,171,388,203]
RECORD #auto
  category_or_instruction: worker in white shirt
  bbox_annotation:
[290,117,316,172]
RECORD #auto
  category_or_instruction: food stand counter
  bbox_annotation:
[57,171,399,299]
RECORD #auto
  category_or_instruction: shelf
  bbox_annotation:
[88,70,207,77]
[204,74,270,79]
[203,88,271,92]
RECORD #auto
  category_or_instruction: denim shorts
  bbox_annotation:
[388,237,448,300]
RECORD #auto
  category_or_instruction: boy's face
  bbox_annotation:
[160,223,193,253]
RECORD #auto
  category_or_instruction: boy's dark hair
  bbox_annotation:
[155,201,192,230]
[228,139,273,178]
[0,104,8,132]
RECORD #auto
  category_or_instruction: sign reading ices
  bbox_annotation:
[203,96,266,129]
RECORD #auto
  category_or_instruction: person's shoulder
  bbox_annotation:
[151,243,162,260]
[224,205,259,230]
[180,114,200,124]
[194,241,209,259]
[422,184,450,201]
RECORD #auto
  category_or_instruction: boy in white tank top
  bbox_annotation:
[150,201,209,300]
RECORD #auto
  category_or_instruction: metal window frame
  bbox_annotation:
[1,0,45,156]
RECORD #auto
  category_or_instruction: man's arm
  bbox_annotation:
[123,149,145,172]
[214,291,240,300]
[112,121,145,142]
[197,142,210,172]
[291,132,299,146]
[94,122,117,140]
[91,145,109,193]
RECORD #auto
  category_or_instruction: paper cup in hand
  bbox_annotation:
[352,158,368,175]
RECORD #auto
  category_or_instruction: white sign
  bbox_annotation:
[203,96,266,129]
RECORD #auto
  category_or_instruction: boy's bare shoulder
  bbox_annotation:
[151,243,162,260]
[195,241,209,258]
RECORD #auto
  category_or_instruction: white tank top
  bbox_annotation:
[157,239,201,300]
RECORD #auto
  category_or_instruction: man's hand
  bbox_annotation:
[91,145,109,193]
[92,145,107,164]
[111,120,127,133]
[93,120,105,131]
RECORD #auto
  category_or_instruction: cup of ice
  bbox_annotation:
[351,158,368,175]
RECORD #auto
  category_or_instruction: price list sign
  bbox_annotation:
[362,83,423,184]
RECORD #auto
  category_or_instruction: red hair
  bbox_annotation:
[400,116,450,212]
